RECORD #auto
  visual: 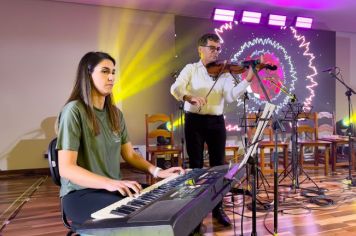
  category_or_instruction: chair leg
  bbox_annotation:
[283,147,288,169]
[325,145,330,176]
[269,148,273,170]
[178,152,183,167]
[146,152,150,184]
[260,149,265,175]
[314,147,319,166]
[299,145,304,174]
[332,143,337,172]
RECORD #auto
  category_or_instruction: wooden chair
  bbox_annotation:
[202,144,239,167]
[145,113,183,184]
[297,112,331,175]
[317,112,355,172]
[247,114,289,175]
[225,145,240,163]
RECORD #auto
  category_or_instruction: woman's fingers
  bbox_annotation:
[126,181,142,194]
[113,180,142,197]
[117,186,129,197]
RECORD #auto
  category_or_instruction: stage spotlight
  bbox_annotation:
[241,11,262,24]
[295,16,313,28]
[156,122,171,146]
[213,8,235,22]
[268,14,286,26]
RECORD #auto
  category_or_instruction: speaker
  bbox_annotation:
[156,156,179,169]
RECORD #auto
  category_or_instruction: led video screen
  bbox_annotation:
[175,16,336,134]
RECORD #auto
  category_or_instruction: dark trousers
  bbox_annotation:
[185,112,227,220]
[184,112,226,169]
[62,188,124,225]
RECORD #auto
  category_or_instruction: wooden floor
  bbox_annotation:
[1,168,356,236]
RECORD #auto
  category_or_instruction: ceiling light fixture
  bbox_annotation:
[213,8,235,22]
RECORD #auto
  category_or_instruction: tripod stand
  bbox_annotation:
[244,110,271,189]
[249,65,282,235]
[231,94,271,199]
[278,102,321,191]
[328,69,356,186]
[178,101,187,169]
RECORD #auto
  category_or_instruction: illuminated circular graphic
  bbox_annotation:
[215,22,318,113]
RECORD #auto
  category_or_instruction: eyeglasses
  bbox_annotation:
[200,45,222,52]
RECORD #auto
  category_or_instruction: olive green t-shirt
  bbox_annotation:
[56,100,129,197]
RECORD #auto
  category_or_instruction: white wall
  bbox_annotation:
[0,0,176,170]
[335,32,356,122]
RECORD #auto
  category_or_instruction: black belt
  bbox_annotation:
[184,111,223,117]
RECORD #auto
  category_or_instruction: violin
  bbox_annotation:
[206,60,277,77]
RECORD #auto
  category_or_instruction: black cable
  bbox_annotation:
[231,192,237,236]
[240,188,245,236]
[308,196,335,206]
[263,207,274,235]
[300,187,327,198]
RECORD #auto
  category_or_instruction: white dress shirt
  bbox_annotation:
[170,60,250,115]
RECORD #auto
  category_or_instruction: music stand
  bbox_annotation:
[235,107,271,193]
[238,102,276,236]
[278,103,321,191]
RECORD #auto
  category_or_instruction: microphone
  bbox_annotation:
[290,94,297,103]
[243,91,249,100]
[322,67,336,73]
[240,59,277,71]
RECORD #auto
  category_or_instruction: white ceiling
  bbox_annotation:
[50,0,356,33]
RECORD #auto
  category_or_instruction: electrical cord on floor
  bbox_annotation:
[240,187,246,236]
[225,175,356,235]
[229,190,237,236]
[308,195,334,206]
[263,206,274,235]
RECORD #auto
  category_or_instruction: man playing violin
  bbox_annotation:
[170,33,256,228]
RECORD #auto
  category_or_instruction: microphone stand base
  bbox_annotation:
[344,177,356,187]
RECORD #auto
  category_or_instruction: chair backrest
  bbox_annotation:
[297,112,318,140]
[47,138,61,186]
[145,113,174,147]
[317,111,335,138]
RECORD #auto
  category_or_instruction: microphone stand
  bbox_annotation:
[329,71,356,186]
[178,101,187,169]
[250,66,285,236]
[243,92,249,150]
[267,79,321,192]
[240,92,251,196]
[172,70,187,169]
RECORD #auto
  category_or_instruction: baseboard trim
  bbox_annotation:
[0,168,50,176]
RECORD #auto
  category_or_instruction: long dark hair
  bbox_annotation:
[66,51,120,135]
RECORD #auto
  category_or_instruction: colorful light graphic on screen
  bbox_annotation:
[215,24,317,111]
[290,27,318,109]
[231,39,298,112]
[214,23,318,131]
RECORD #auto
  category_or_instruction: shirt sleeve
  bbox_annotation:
[223,75,251,103]
[170,64,193,101]
[56,103,82,151]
